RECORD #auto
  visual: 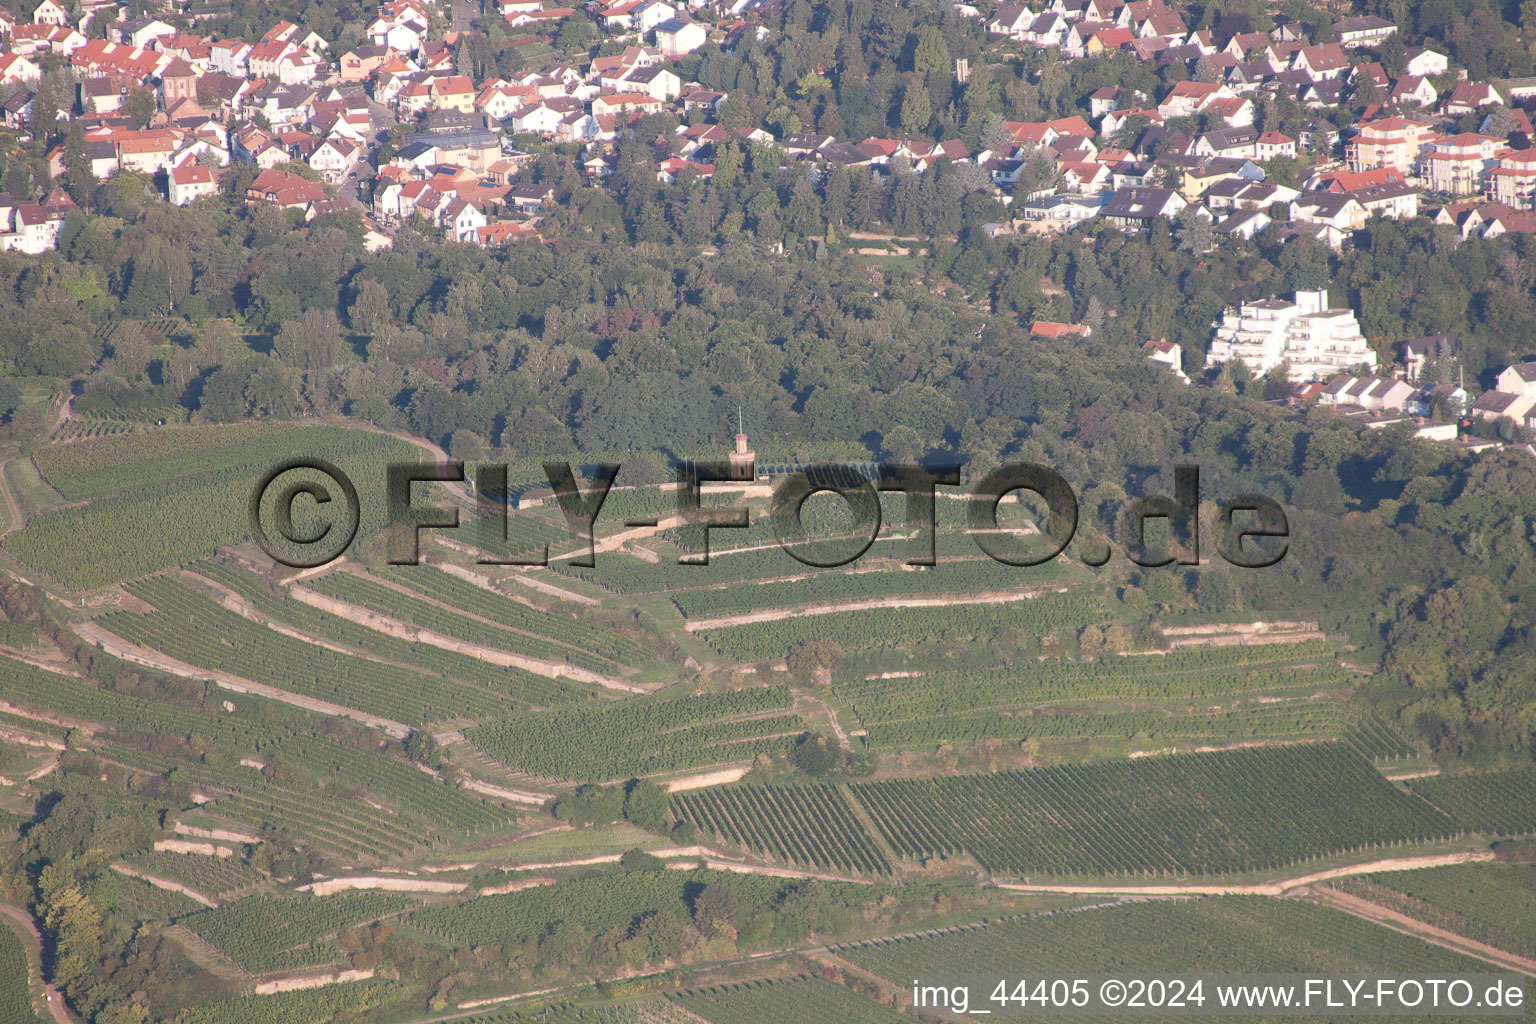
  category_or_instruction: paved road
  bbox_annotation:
[451,0,479,33]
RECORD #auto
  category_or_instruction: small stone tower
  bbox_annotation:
[728,407,755,481]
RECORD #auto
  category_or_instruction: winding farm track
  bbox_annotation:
[0,903,81,1024]
[1306,885,1536,977]
[993,850,1497,898]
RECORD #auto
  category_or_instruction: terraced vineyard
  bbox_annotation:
[671,784,891,875]
[672,556,1072,619]
[113,873,204,922]
[100,740,515,861]
[1331,863,1536,959]
[304,568,643,676]
[466,687,806,781]
[119,850,269,900]
[9,427,420,589]
[1407,766,1536,836]
[179,893,416,973]
[698,590,1107,661]
[171,979,404,1024]
[848,745,1456,876]
[835,642,1353,749]
[672,977,909,1024]
[189,560,592,707]
[0,655,294,748]
[404,867,843,949]
[102,576,514,726]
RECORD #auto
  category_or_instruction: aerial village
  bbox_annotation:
[1,0,1535,448]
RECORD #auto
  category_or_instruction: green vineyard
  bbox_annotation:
[672,977,909,1024]
[100,738,515,861]
[835,642,1353,749]
[1331,863,1536,960]
[188,560,592,707]
[9,427,420,588]
[848,745,1456,876]
[466,687,806,781]
[304,568,642,676]
[1407,766,1536,836]
[180,893,415,973]
[0,923,38,1024]
[838,897,1493,982]
[698,590,1107,661]
[102,576,515,726]
[671,783,891,875]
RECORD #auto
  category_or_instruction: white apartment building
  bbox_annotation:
[1206,289,1378,381]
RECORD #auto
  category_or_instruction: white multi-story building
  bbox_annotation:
[1206,289,1377,381]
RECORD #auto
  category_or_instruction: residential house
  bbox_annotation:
[653,16,707,55]
[1298,120,1339,155]
[1390,75,1437,108]
[1345,180,1420,219]
[245,167,328,209]
[1443,81,1505,116]
[1401,333,1457,382]
[1346,117,1435,175]
[1290,191,1367,236]
[1471,389,1535,423]
[1484,147,1536,209]
[1212,207,1272,239]
[1404,47,1450,77]
[1292,43,1348,79]
[1101,185,1186,230]
[339,45,389,81]
[1333,14,1396,48]
[0,54,43,86]
[988,4,1036,37]
[32,0,69,26]
[616,64,680,100]
[209,39,252,76]
[1421,133,1500,195]
[1495,360,1536,399]
[1156,80,1234,119]
[1030,321,1092,339]
[167,162,218,204]
[1143,338,1189,379]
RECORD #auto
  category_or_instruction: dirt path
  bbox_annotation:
[512,572,600,606]
[1308,886,1536,977]
[683,583,1073,631]
[0,458,24,541]
[801,693,851,751]
[287,583,644,693]
[994,850,1496,898]
[50,394,73,435]
[459,777,550,805]
[0,902,81,1024]
[72,621,413,739]
[340,419,474,504]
